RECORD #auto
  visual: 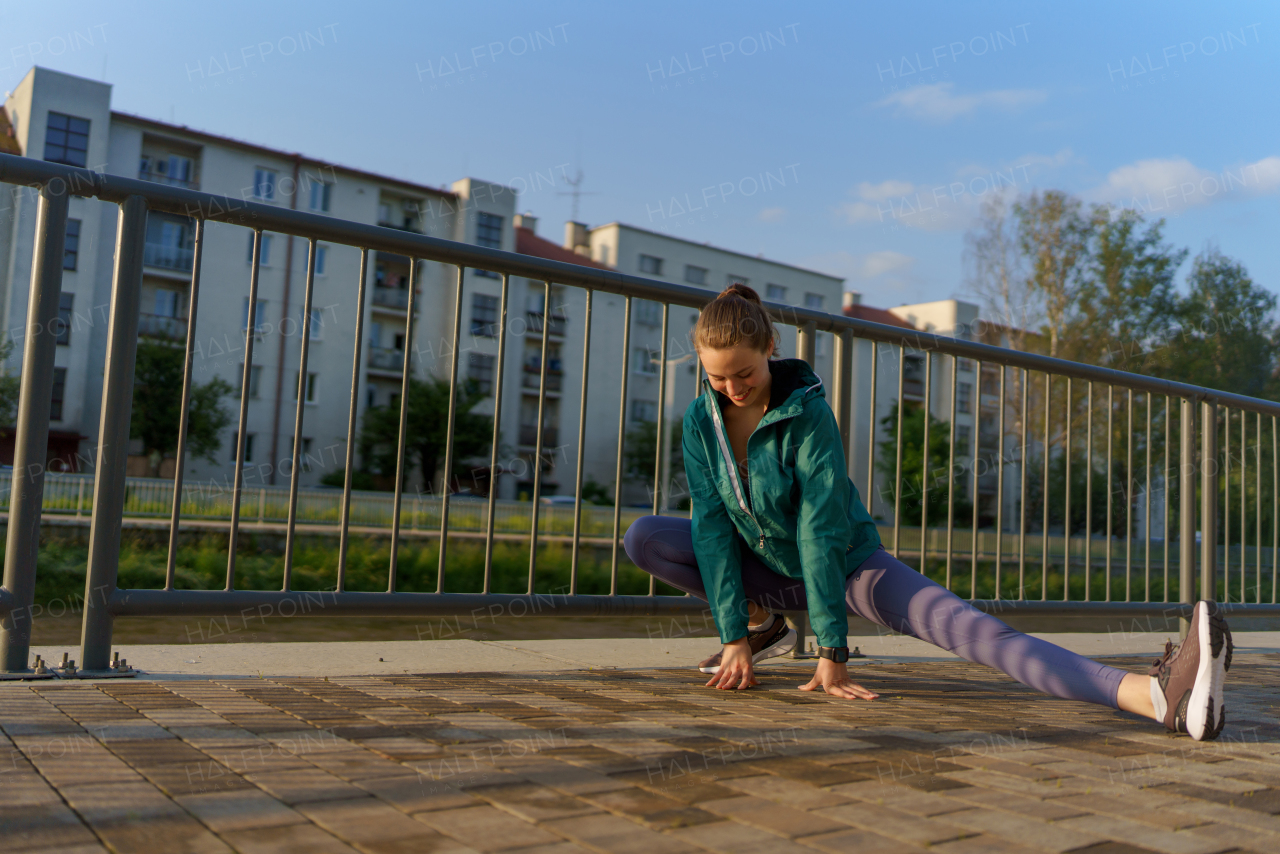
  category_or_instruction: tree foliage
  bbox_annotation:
[130,339,232,476]
[876,402,973,526]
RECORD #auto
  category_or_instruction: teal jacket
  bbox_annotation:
[681,359,881,648]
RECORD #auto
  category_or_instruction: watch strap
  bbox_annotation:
[817,646,850,663]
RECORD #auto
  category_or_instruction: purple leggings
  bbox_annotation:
[624,516,1128,708]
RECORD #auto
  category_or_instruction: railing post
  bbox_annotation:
[79,195,148,673]
[1179,398,1195,640]
[796,321,816,366]
[0,181,69,674]
[833,329,853,465]
[1200,399,1218,607]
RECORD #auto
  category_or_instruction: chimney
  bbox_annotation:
[513,212,538,234]
[843,291,863,309]
[564,221,589,254]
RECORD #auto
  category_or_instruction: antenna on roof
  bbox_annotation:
[557,168,599,223]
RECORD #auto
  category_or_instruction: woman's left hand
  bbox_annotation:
[799,659,879,700]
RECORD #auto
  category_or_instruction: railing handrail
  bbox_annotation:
[4,152,1274,415]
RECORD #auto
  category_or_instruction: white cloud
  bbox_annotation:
[856,179,917,202]
[875,82,1047,122]
[1089,155,1280,212]
[757,207,786,223]
[804,250,915,282]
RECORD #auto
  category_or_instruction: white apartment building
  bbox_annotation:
[0,66,520,493]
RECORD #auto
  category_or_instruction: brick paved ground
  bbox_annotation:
[2,653,1279,853]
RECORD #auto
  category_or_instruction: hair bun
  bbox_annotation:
[719,282,762,304]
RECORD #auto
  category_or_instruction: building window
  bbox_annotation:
[634,299,663,327]
[253,168,276,200]
[243,298,267,333]
[638,254,663,276]
[683,265,708,286]
[468,353,496,395]
[294,371,319,403]
[471,293,499,337]
[44,112,90,167]
[630,399,658,423]
[247,232,273,266]
[55,293,73,346]
[956,424,972,452]
[308,179,332,212]
[633,347,659,375]
[475,212,503,248]
[50,368,66,421]
[804,293,824,310]
[957,358,975,374]
[292,437,315,471]
[314,245,327,275]
[981,366,1000,397]
[727,275,749,288]
[301,308,323,340]
[766,284,787,301]
[63,219,81,270]
[956,381,973,414]
[155,290,181,318]
[231,432,255,463]
[239,365,263,399]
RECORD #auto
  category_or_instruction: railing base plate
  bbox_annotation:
[0,670,57,680]
[66,669,139,679]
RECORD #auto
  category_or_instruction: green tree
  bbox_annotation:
[130,339,232,477]
[876,402,973,526]
[0,338,20,429]
[358,376,491,490]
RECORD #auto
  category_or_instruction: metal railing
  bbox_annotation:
[0,151,1277,676]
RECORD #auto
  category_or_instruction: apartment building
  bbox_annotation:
[0,66,516,491]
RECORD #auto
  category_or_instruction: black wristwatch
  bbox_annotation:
[817,646,850,663]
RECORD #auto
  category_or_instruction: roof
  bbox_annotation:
[844,304,917,330]
[590,221,844,282]
[0,107,21,155]
[110,111,457,199]
[515,226,612,270]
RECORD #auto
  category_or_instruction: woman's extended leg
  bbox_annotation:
[847,546,1131,709]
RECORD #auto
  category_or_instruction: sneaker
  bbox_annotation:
[698,616,798,674]
[1149,600,1233,741]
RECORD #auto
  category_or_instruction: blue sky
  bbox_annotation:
[3,1,1278,309]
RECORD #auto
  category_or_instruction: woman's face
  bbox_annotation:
[700,344,771,408]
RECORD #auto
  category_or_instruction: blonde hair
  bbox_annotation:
[693,283,778,355]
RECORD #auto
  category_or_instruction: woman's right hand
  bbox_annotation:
[706,637,757,690]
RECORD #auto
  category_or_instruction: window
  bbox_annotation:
[308,179,332,212]
[253,168,276,200]
[231,432,255,463]
[314,245,327,275]
[366,388,378,409]
[634,299,663,327]
[43,112,89,167]
[243,298,267,333]
[155,290,180,318]
[301,308,323,340]
[468,353,496,395]
[474,212,503,278]
[981,366,1000,397]
[471,293,499,337]
[680,263,711,286]
[293,371,319,403]
[766,284,787,301]
[956,424,972,451]
[956,381,973,414]
[247,232,273,266]
[50,368,66,421]
[727,275,749,288]
[631,399,658,423]
[54,293,73,346]
[292,437,315,472]
[804,293,824,310]
[63,219,80,270]
[239,365,263,399]
[957,358,976,374]
[633,347,659,375]
[638,254,663,276]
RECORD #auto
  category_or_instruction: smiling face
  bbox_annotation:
[700,344,772,408]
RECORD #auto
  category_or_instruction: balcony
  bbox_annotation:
[523,370,563,392]
[144,242,194,273]
[138,168,199,190]
[138,313,186,340]
[519,425,558,447]
[372,286,410,310]
[367,346,405,372]
[527,311,566,337]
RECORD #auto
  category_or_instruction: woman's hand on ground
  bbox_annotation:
[799,659,879,700]
[706,638,757,690]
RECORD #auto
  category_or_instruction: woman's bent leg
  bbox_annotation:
[847,547,1129,709]
[623,516,808,609]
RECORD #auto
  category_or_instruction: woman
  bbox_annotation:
[624,284,1232,741]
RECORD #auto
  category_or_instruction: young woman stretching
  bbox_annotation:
[624,284,1233,741]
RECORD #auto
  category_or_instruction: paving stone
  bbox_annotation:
[697,794,850,838]
[299,797,477,853]
[355,773,482,813]
[541,812,702,853]
[175,789,308,833]
[468,782,600,822]
[940,806,1109,852]
[813,802,974,846]
[0,803,99,852]
[222,823,362,854]
[669,819,811,853]
[246,768,370,804]
[414,804,565,851]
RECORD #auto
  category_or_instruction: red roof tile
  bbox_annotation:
[515,226,612,270]
[843,304,917,330]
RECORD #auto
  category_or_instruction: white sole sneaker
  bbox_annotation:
[1155,601,1232,741]
[699,623,799,674]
